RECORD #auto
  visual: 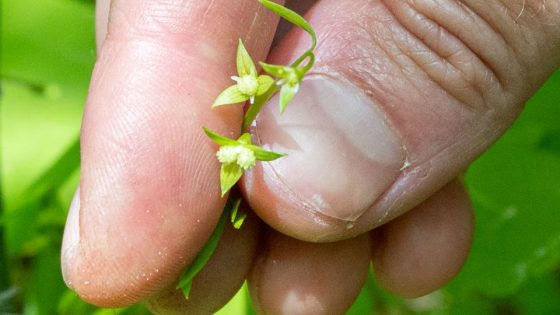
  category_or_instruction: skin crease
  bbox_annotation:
[242,0,560,241]
[61,0,559,312]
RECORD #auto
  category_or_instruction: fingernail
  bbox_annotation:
[254,75,404,221]
[61,187,81,287]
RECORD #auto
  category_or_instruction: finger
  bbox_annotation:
[61,0,281,307]
[95,0,110,52]
[242,0,560,242]
[146,209,260,314]
[248,230,370,315]
[371,179,474,297]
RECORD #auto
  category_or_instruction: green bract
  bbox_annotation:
[204,128,285,197]
[212,40,274,107]
[260,62,304,113]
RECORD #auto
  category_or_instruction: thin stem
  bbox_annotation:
[242,84,278,132]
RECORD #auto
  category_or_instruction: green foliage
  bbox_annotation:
[2,0,560,314]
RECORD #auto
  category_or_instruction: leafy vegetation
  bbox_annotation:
[2,0,559,314]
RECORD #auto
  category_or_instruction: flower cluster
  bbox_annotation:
[179,0,317,299]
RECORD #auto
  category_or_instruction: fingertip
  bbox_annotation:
[370,179,474,298]
[147,210,261,314]
[248,231,371,315]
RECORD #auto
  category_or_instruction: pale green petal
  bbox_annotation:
[256,75,275,96]
[247,144,286,161]
[203,127,239,146]
[220,163,244,197]
[212,84,249,107]
[279,83,299,113]
[237,39,257,77]
[228,198,245,229]
[260,62,289,78]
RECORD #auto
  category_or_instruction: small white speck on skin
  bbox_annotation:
[311,194,329,210]
[400,159,411,171]
[346,222,354,229]
[83,281,90,285]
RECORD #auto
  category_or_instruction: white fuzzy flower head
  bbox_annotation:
[216,146,239,164]
[236,147,256,170]
[235,75,259,96]
[216,145,256,170]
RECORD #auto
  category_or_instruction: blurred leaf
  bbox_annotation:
[537,129,560,156]
[1,0,95,90]
[512,272,560,315]
[26,246,67,315]
[448,70,560,297]
[58,290,98,315]
[24,139,80,203]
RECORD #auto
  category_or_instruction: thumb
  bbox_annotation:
[61,0,280,306]
[243,0,560,241]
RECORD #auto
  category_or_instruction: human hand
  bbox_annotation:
[61,0,560,314]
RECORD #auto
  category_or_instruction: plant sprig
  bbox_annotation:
[177,0,317,299]
[176,197,242,298]
[206,0,317,196]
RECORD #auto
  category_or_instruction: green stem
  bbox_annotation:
[242,84,278,132]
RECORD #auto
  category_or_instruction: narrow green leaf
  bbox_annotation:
[236,39,257,77]
[258,0,316,49]
[248,145,286,161]
[229,198,246,229]
[176,209,228,298]
[260,62,289,78]
[212,84,249,107]
[279,83,299,113]
[203,128,239,147]
[220,163,244,197]
[256,75,275,96]
[232,212,247,229]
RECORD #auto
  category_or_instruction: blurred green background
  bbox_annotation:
[2,0,560,314]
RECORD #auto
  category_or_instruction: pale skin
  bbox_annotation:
[61,0,560,314]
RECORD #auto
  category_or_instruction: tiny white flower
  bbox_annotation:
[216,146,239,164]
[236,147,256,170]
[212,40,275,107]
[234,75,259,97]
[216,145,256,170]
